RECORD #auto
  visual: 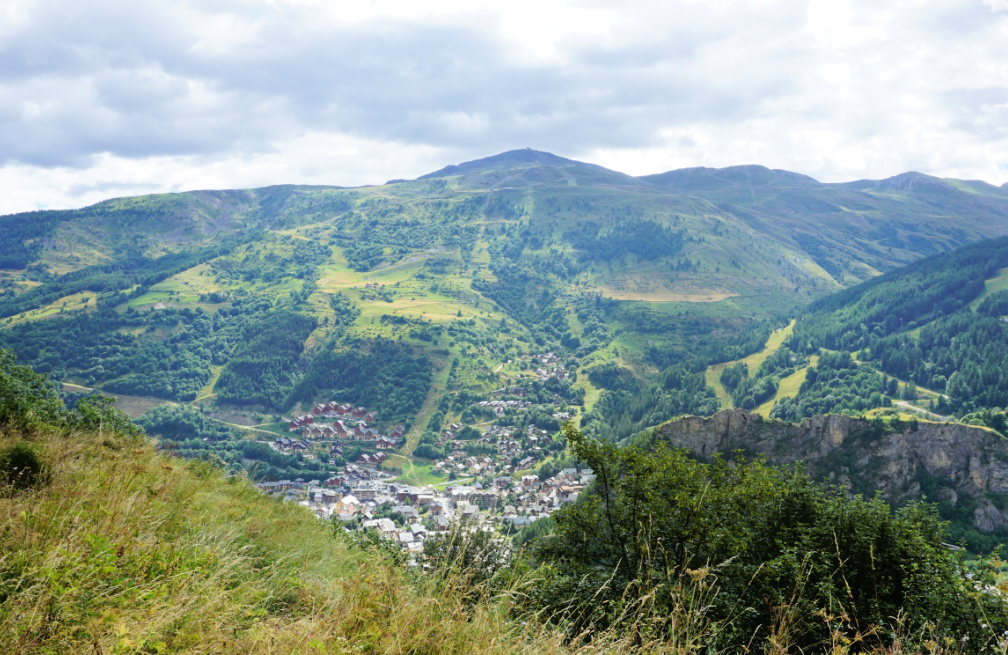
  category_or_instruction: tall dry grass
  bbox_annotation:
[0,424,725,654]
[3,423,1006,654]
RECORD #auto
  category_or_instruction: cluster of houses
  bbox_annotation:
[255,463,596,564]
[519,352,571,383]
[287,403,373,431]
[272,437,311,453]
[476,399,532,417]
[280,403,407,455]
[251,369,591,564]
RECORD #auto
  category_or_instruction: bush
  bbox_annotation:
[0,441,49,492]
[525,424,1008,653]
[0,348,140,436]
[0,349,64,427]
[424,518,512,602]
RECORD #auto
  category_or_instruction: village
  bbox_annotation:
[254,352,587,563]
[255,461,594,565]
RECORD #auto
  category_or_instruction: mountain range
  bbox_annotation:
[5,149,1008,309]
[2,149,1008,518]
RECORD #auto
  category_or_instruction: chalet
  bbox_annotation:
[344,464,366,478]
[375,518,398,537]
[391,424,407,438]
[321,426,335,438]
[313,404,326,416]
[394,505,419,520]
[333,421,348,437]
[309,426,322,438]
[470,490,498,509]
[339,403,353,415]
[315,490,339,505]
[352,481,382,500]
[353,407,367,418]
[274,437,293,450]
[364,412,376,422]
[324,475,345,487]
[291,441,309,452]
[354,424,380,441]
[395,488,418,504]
[330,441,344,456]
[375,437,398,450]
[335,494,360,514]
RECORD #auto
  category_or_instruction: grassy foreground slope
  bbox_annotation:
[5,350,1008,653]
[0,423,585,655]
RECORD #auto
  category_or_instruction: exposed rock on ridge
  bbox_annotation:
[652,408,1008,533]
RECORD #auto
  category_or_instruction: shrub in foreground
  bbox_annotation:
[524,424,1008,653]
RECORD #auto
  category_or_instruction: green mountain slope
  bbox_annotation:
[1,150,1008,480]
[738,238,1008,428]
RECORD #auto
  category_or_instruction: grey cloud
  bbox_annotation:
[2,0,1006,189]
[0,0,809,168]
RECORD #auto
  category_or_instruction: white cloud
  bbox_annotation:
[0,132,451,214]
[1,0,1007,213]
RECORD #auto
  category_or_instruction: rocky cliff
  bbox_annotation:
[649,409,1008,534]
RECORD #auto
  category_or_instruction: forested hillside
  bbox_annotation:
[767,237,1008,428]
[2,149,1008,489]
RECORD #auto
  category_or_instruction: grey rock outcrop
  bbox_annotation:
[652,409,1008,533]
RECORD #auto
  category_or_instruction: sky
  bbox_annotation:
[1,0,1007,214]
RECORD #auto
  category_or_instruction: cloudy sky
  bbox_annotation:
[2,0,1007,214]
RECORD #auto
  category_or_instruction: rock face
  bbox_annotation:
[653,409,1008,534]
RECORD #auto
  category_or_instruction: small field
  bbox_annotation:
[705,320,795,408]
[754,354,819,417]
[62,382,173,418]
[597,286,738,303]
[968,266,1008,311]
[385,453,446,487]
[7,291,96,325]
[123,264,224,309]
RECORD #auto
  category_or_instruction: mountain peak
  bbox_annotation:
[641,164,820,192]
[850,171,957,194]
[417,149,593,180]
